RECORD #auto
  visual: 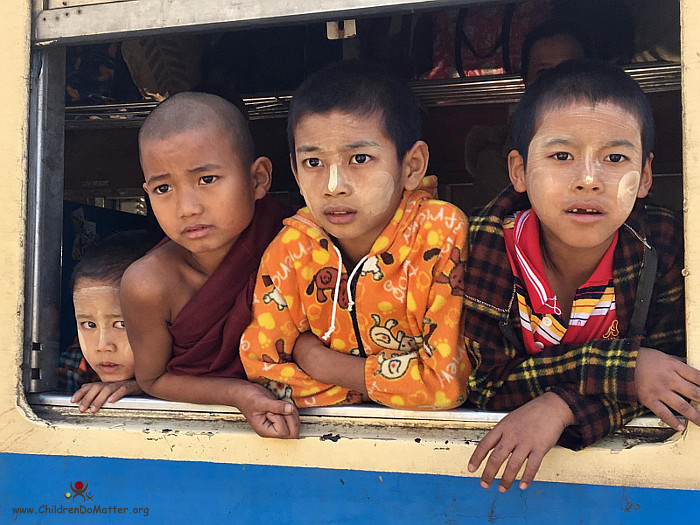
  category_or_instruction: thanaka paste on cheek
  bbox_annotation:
[361,171,395,216]
[617,170,641,213]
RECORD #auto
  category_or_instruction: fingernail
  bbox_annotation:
[520,482,528,490]
[467,463,476,473]
[70,396,76,403]
[480,481,489,489]
[676,423,685,432]
[498,486,507,494]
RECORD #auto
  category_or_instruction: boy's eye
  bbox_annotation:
[303,158,322,168]
[80,321,97,330]
[552,152,572,161]
[350,154,370,164]
[606,153,626,163]
[114,320,126,329]
[200,175,217,185]
[154,184,171,194]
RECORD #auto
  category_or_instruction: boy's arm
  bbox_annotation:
[363,209,471,410]
[120,262,298,438]
[239,244,355,407]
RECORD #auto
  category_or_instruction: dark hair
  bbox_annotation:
[520,20,590,84]
[287,60,422,163]
[71,230,156,292]
[512,60,655,168]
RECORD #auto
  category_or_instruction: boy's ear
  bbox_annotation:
[636,153,654,199]
[250,156,273,200]
[402,140,429,191]
[508,150,527,193]
[142,182,149,195]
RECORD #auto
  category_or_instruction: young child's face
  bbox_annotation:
[73,278,134,382]
[141,122,264,258]
[292,110,420,262]
[509,100,652,256]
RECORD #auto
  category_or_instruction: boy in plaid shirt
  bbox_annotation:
[464,60,700,492]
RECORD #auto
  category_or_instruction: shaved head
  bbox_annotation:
[139,92,255,166]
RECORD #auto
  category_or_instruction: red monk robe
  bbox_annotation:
[163,196,293,378]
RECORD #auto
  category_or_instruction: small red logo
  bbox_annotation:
[65,480,93,501]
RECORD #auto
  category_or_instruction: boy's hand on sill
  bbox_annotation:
[635,347,700,432]
[71,379,142,413]
[467,391,575,493]
[236,382,300,439]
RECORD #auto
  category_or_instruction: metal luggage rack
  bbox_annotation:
[64,62,681,129]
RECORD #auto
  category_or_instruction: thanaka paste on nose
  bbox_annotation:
[328,163,338,192]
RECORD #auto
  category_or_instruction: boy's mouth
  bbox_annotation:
[98,361,122,373]
[566,208,602,215]
[182,224,213,239]
[324,207,357,225]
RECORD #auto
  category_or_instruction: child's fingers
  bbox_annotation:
[78,385,102,412]
[648,399,685,431]
[264,412,290,438]
[519,452,545,490]
[70,385,89,403]
[283,410,300,439]
[480,441,512,489]
[664,392,700,428]
[468,429,500,473]
[89,387,115,413]
[675,370,700,404]
[107,386,128,403]
[498,449,528,493]
[677,362,700,390]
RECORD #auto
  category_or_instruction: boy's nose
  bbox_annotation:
[324,164,350,196]
[572,160,603,192]
[177,189,204,217]
[96,329,117,352]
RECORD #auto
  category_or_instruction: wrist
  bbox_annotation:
[542,391,576,427]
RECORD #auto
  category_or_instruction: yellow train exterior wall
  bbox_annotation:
[0,0,698,490]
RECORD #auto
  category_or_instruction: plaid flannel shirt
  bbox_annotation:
[464,187,685,450]
[57,341,99,394]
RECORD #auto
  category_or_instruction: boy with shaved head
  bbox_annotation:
[121,92,299,438]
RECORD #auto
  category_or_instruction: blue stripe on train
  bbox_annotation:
[1,452,698,524]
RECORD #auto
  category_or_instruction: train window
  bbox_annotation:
[21,0,688,474]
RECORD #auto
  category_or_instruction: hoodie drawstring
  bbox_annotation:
[322,245,344,341]
[346,255,368,312]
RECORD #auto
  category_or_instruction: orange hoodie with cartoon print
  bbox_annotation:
[240,178,470,409]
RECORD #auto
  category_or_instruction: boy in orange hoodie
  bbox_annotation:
[241,61,470,409]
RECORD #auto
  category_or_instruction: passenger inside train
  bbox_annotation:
[465,59,698,492]
[59,230,154,412]
[240,60,470,410]
[119,92,300,438]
